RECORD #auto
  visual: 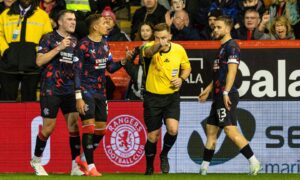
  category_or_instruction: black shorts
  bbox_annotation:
[207,92,239,128]
[143,91,180,132]
[40,94,77,118]
[79,95,107,122]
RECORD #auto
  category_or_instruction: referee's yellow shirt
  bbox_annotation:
[143,41,191,95]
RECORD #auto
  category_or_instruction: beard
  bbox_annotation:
[213,32,225,40]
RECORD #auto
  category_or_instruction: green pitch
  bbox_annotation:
[0,173,299,180]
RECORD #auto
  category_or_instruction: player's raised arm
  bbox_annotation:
[36,36,72,67]
[106,48,132,73]
[143,43,162,58]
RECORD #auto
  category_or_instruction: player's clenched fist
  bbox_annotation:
[58,36,72,51]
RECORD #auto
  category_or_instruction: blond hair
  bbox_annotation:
[270,16,293,35]
[154,23,171,33]
[216,16,234,30]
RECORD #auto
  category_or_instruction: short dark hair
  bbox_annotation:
[154,23,170,33]
[55,10,75,27]
[216,16,233,29]
[208,9,223,18]
[85,14,102,30]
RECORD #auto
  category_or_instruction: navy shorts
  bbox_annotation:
[79,95,108,122]
[40,94,77,118]
[207,92,239,128]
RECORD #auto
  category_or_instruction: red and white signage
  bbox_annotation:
[104,114,146,167]
[0,102,161,173]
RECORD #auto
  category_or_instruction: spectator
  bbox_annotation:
[124,22,155,100]
[134,22,155,41]
[269,0,300,39]
[171,10,201,40]
[269,0,300,25]
[238,0,265,20]
[141,0,171,9]
[165,0,185,27]
[131,0,141,5]
[263,0,273,9]
[102,6,131,41]
[0,0,15,13]
[158,0,170,9]
[209,0,240,23]
[185,0,212,31]
[297,0,300,38]
[0,0,15,97]
[0,0,52,101]
[199,9,223,40]
[254,15,295,39]
[97,0,128,13]
[39,0,66,28]
[131,0,167,40]
[233,9,261,40]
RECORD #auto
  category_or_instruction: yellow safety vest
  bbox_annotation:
[66,0,91,12]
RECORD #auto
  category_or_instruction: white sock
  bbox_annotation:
[88,163,95,171]
[249,155,259,165]
[80,153,86,162]
[201,161,210,170]
[72,160,77,168]
[32,155,41,162]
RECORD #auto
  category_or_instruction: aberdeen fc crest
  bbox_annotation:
[104,115,147,167]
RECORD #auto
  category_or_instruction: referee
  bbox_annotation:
[142,23,191,175]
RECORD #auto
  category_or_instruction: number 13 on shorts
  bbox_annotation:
[217,108,227,123]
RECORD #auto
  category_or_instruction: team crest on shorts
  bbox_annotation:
[104,114,146,167]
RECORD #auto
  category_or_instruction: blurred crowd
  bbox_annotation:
[0,0,299,102]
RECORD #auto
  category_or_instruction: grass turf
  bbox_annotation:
[0,173,300,180]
